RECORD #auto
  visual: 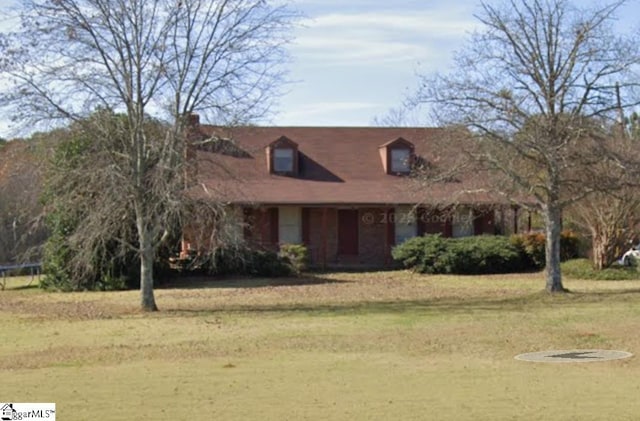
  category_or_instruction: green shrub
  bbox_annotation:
[41,133,173,292]
[279,244,309,274]
[560,230,581,261]
[249,249,294,277]
[41,204,169,291]
[209,245,293,277]
[510,230,582,270]
[512,232,546,268]
[391,235,448,274]
[96,273,128,291]
[392,234,529,274]
[41,231,140,292]
[562,258,640,281]
[444,235,525,274]
[41,228,74,291]
[210,245,250,275]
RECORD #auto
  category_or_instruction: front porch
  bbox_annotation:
[242,205,516,268]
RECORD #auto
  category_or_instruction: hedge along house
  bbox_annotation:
[184,116,529,268]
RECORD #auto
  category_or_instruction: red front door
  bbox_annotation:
[338,209,359,255]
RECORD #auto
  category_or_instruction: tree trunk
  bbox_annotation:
[544,204,567,292]
[591,226,617,270]
[592,224,629,270]
[592,229,607,270]
[137,217,158,312]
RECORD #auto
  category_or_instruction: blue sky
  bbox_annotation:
[273,0,639,127]
[0,0,637,136]
[273,0,481,127]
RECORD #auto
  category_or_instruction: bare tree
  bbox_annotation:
[567,118,640,269]
[570,188,640,269]
[413,0,640,292]
[0,0,296,310]
[0,136,50,264]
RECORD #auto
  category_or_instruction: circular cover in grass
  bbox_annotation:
[515,349,632,363]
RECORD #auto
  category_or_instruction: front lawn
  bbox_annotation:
[2,271,640,420]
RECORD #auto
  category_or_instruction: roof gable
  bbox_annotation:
[378,136,414,150]
[268,135,298,149]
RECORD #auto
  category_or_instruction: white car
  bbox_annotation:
[620,245,640,266]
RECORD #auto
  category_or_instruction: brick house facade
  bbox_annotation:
[184,119,526,268]
[240,206,498,267]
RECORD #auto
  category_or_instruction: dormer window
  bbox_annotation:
[379,137,414,175]
[267,136,299,175]
[274,148,294,172]
[391,148,411,173]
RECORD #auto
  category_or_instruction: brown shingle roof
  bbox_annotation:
[193,126,503,206]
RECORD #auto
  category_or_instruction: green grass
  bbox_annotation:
[0,275,41,291]
[2,271,640,420]
[562,258,640,280]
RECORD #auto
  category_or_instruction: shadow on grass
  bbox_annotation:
[307,267,402,274]
[7,284,40,291]
[165,293,539,318]
[566,287,640,298]
[162,281,640,318]
[159,273,351,290]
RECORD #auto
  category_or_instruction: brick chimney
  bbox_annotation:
[183,113,201,187]
[187,113,200,128]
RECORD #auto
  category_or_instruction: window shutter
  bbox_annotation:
[269,207,279,245]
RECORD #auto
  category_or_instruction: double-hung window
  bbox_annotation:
[390,148,411,173]
[274,148,294,172]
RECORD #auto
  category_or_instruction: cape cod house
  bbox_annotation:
[183,116,527,268]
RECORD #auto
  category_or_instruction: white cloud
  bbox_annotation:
[275,101,382,126]
[290,8,478,68]
[276,3,482,126]
[302,11,476,36]
[292,36,430,66]
[0,1,21,32]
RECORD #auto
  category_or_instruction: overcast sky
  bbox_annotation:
[272,0,639,127]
